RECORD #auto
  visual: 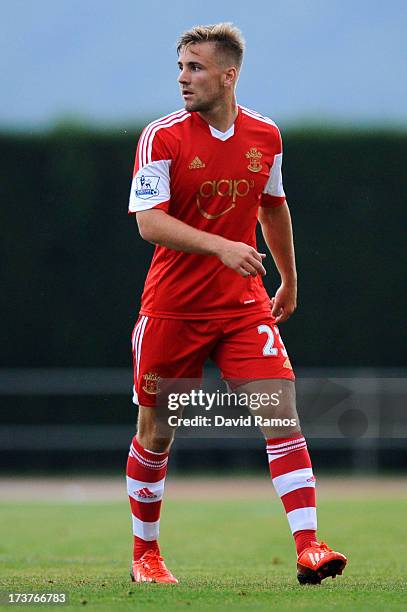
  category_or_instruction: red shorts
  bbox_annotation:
[131,311,295,407]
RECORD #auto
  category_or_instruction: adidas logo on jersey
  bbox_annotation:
[134,487,157,499]
[188,156,206,169]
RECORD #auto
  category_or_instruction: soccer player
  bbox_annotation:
[126,23,347,585]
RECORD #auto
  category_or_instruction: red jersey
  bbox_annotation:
[128,105,286,319]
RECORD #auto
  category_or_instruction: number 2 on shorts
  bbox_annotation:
[258,324,288,357]
[258,324,278,356]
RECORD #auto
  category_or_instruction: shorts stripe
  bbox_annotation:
[132,319,144,383]
[132,317,145,353]
[131,316,148,404]
[136,316,148,383]
[132,315,145,359]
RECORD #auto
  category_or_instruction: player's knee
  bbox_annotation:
[136,410,176,452]
[137,432,174,453]
[155,434,175,452]
[262,424,301,439]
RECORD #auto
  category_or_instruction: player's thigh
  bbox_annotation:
[212,311,295,385]
[131,315,218,409]
[212,312,298,437]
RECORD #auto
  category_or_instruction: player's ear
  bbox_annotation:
[223,67,237,88]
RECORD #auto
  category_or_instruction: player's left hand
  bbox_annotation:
[271,282,297,323]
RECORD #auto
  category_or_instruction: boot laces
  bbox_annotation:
[318,541,333,552]
[140,550,172,579]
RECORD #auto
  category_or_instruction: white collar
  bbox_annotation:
[209,123,235,141]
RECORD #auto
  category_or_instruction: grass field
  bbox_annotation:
[1,481,406,610]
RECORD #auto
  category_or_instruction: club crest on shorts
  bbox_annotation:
[134,174,160,199]
[245,147,263,173]
[142,372,160,394]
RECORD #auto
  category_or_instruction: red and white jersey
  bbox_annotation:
[128,105,286,319]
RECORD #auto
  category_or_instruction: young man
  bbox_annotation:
[127,23,347,585]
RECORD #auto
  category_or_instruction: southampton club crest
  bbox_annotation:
[142,372,160,395]
[245,147,263,173]
[135,174,160,199]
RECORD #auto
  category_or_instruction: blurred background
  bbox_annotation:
[1,0,406,477]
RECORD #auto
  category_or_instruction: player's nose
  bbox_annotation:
[177,69,189,85]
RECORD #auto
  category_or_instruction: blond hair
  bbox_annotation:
[176,22,245,69]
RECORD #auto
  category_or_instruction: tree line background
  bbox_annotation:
[2,128,406,369]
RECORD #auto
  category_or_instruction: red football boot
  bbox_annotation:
[130,549,178,584]
[297,540,347,584]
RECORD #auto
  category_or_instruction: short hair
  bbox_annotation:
[176,23,245,70]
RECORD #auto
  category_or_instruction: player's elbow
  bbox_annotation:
[136,210,160,242]
[258,201,289,225]
[258,206,273,226]
[137,219,153,242]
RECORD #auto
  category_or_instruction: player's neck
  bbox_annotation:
[198,99,238,133]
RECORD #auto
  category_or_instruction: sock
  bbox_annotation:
[266,434,317,555]
[293,529,317,555]
[126,436,168,561]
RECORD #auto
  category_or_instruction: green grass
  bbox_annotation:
[0,497,406,610]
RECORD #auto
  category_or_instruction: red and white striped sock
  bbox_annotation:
[126,436,168,561]
[266,434,317,555]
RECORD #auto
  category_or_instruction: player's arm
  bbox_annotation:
[258,202,297,323]
[258,123,297,323]
[137,209,266,278]
[129,127,265,278]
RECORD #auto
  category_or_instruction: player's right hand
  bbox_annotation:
[218,241,266,277]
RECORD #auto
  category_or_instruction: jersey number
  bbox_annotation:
[257,324,287,357]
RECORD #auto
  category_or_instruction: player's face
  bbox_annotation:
[177,42,230,112]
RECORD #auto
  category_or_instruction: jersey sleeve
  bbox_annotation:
[128,127,173,214]
[260,127,286,208]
